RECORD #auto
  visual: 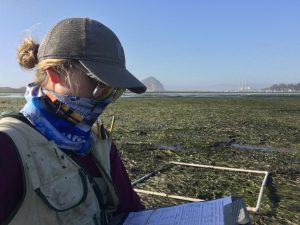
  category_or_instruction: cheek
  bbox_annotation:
[66,72,96,97]
[75,79,98,98]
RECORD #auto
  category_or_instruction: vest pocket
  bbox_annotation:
[35,169,88,212]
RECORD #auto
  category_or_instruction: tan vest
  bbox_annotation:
[0,117,119,225]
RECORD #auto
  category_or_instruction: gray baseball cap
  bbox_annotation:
[38,18,146,93]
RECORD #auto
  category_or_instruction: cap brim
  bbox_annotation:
[79,60,146,94]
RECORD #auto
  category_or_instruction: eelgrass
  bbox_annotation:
[2,96,300,225]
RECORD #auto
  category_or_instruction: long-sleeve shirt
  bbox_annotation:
[0,131,144,223]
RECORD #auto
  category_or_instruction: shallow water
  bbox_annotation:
[0,93,24,98]
[231,143,274,152]
[124,91,300,98]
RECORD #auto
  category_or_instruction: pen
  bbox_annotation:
[109,116,115,137]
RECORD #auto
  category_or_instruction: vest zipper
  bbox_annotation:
[88,175,108,225]
[93,214,99,225]
[69,154,108,225]
[90,153,120,212]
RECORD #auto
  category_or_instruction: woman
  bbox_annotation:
[0,18,146,225]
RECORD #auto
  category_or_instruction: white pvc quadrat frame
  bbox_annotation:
[132,161,269,212]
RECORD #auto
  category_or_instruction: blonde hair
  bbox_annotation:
[17,37,74,87]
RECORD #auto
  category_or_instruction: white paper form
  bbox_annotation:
[123,196,232,225]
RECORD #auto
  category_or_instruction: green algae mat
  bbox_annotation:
[1,95,299,225]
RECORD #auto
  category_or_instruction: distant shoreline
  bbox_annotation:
[1,91,300,99]
[0,87,26,93]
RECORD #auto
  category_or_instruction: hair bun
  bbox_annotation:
[17,37,39,69]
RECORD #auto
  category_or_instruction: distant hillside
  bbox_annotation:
[142,76,166,92]
[266,83,300,92]
[0,87,26,93]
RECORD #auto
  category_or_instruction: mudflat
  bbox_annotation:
[1,96,299,225]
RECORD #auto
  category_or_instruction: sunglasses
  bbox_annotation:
[73,62,125,102]
[92,83,125,102]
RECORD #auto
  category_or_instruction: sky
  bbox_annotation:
[0,0,300,91]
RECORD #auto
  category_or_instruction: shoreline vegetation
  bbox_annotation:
[1,95,299,225]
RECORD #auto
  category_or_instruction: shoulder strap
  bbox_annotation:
[0,117,43,190]
[0,112,35,129]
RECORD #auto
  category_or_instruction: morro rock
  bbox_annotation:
[142,76,166,92]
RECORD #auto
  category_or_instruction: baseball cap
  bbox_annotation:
[37,18,146,93]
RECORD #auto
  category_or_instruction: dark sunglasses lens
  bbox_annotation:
[93,85,114,100]
[93,84,125,101]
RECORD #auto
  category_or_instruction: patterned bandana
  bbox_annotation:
[21,83,112,156]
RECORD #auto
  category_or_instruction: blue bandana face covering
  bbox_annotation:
[21,83,113,156]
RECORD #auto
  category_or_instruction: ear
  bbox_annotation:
[46,68,61,84]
